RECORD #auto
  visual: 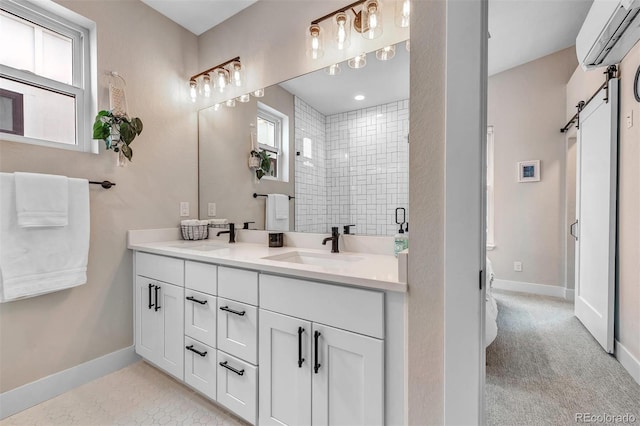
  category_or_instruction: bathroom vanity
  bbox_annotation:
[128,229,407,425]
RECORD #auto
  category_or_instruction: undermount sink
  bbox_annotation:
[170,242,227,251]
[263,251,364,268]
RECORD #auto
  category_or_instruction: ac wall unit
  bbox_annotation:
[577,0,640,70]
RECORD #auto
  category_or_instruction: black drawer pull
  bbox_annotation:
[314,330,321,374]
[186,296,208,305]
[219,306,246,316]
[154,285,161,311]
[185,345,207,357]
[298,327,305,368]
[219,361,245,376]
[148,283,154,309]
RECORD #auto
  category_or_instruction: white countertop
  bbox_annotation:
[128,238,407,293]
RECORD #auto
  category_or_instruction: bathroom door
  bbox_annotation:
[574,79,618,354]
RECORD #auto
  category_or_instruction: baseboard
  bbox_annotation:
[615,340,640,386]
[493,279,566,298]
[564,289,575,301]
[0,345,139,419]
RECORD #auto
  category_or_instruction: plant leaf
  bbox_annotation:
[131,117,143,135]
[120,122,136,145]
[121,143,133,161]
[97,110,111,117]
[256,169,265,180]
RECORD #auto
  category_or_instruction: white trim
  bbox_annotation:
[615,340,640,386]
[564,288,575,301]
[493,279,566,298]
[0,346,139,419]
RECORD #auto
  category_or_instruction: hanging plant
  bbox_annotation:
[251,149,272,180]
[92,110,143,162]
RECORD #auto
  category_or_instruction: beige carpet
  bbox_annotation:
[486,290,640,425]
[1,361,248,426]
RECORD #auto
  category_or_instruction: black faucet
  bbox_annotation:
[343,224,356,235]
[322,227,340,253]
[217,223,235,243]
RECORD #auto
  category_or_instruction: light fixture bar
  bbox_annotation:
[311,0,366,25]
[189,56,241,82]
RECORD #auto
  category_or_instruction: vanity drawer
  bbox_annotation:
[184,337,216,401]
[259,274,384,339]
[218,267,258,306]
[185,290,217,348]
[217,298,258,364]
[185,261,217,295]
[217,350,257,425]
[136,252,184,286]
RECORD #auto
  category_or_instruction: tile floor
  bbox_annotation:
[1,361,248,426]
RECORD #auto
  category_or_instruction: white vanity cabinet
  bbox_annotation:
[134,253,185,380]
[258,274,385,426]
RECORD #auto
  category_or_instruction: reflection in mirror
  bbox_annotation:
[198,40,409,236]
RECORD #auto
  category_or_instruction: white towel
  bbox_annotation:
[0,173,90,302]
[14,172,69,227]
[266,194,289,231]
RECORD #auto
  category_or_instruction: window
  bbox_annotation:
[487,126,495,249]
[0,0,95,152]
[257,102,289,181]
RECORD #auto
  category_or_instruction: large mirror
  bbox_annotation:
[199,41,409,236]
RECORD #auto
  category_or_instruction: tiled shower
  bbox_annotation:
[295,96,409,236]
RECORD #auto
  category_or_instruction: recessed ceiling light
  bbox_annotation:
[354,94,365,101]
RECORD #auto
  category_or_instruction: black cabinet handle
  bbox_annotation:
[186,296,208,305]
[154,285,161,311]
[219,306,246,316]
[219,361,245,376]
[314,330,321,374]
[298,327,305,368]
[148,283,154,310]
[185,345,207,357]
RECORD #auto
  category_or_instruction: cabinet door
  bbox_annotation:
[217,351,258,425]
[311,324,384,426]
[156,282,184,380]
[259,310,311,426]
[185,289,216,348]
[135,276,160,364]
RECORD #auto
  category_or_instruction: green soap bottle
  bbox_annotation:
[394,226,408,257]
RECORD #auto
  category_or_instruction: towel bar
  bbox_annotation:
[253,193,294,200]
[89,180,116,189]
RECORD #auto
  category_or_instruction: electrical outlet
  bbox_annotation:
[514,261,523,272]
[626,110,633,129]
[208,203,216,217]
[180,202,189,217]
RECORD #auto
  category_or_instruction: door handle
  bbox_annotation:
[154,285,161,311]
[148,283,154,310]
[298,327,305,368]
[186,296,207,305]
[219,361,245,376]
[570,220,579,241]
[185,345,207,357]
[314,330,321,374]
[219,306,246,316]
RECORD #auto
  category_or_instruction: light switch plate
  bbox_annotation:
[513,261,523,272]
[208,203,216,217]
[180,202,189,217]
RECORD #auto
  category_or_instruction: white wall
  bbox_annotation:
[487,47,577,288]
[0,0,199,392]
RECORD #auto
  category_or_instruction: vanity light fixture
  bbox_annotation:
[226,98,236,108]
[361,0,383,40]
[187,56,243,101]
[348,52,367,69]
[376,44,395,61]
[306,24,324,59]
[325,63,342,76]
[213,103,222,111]
[238,94,251,103]
[396,0,410,28]
[203,74,211,98]
[189,78,197,102]
[334,12,351,50]
[252,88,265,97]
